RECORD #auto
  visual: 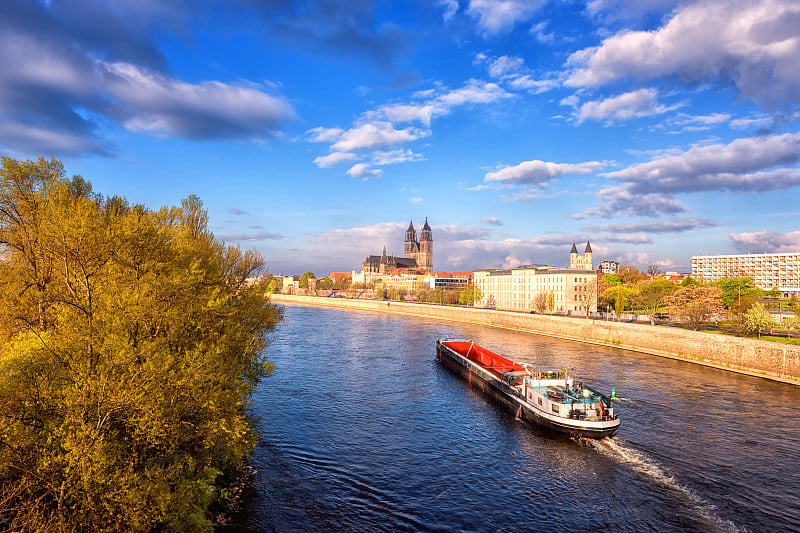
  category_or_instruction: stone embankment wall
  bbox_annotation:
[271,294,800,385]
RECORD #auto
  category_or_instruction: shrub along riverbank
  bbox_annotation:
[272,294,800,385]
[0,157,283,531]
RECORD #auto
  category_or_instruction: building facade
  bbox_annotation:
[474,266,597,313]
[600,259,619,274]
[474,242,598,313]
[362,219,433,273]
[691,252,800,297]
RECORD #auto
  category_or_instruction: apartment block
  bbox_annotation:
[691,252,800,297]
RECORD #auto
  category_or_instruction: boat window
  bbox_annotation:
[551,404,560,414]
[538,397,542,405]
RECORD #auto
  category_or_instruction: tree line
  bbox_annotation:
[597,268,798,336]
[0,157,283,531]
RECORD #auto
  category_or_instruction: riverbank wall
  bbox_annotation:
[270,294,800,385]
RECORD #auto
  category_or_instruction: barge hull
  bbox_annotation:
[436,339,619,439]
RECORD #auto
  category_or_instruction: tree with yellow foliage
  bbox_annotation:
[0,157,283,531]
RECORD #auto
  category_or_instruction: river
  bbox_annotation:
[240,304,800,532]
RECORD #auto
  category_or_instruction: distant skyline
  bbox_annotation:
[1,0,799,275]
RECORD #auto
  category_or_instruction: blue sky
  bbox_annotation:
[2,0,799,275]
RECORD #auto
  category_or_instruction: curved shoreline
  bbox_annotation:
[270,294,800,386]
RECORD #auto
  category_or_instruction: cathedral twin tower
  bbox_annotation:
[361,218,433,274]
[405,218,433,272]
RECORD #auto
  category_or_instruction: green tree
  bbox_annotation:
[743,302,775,339]
[458,282,482,306]
[600,286,639,315]
[665,285,722,331]
[547,291,555,313]
[600,273,621,286]
[299,271,315,288]
[716,277,761,309]
[633,278,676,325]
[0,157,283,531]
[680,275,701,287]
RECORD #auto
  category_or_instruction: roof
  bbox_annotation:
[407,220,415,232]
[327,272,351,280]
[570,242,578,254]
[422,217,431,231]
[585,241,592,253]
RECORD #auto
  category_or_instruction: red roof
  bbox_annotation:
[327,272,351,280]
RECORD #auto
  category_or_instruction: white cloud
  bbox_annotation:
[581,186,690,218]
[582,133,800,219]
[488,55,525,78]
[331,121,428,152]
[307,126,344,143]
[586,0,679,22]
[508,75,559,93]
[479,53,558,94]
[605,133,800,194]
[409,197,423,203]
[370,149,424,165]
[584,217,720,234]
[347,163,383,179]
[378,103,438,126]
[577,88,677,123]
[313,152,358,168]
[104,62,296,139]
[730,114,773,130]
[729,230,800,253]
[661,112,731,132]
[439,0,459,23]
[566,0,800,107]
[485,159,605,184]
[467,0,546,34]
[310,79,510,175]
[437,79,510,107]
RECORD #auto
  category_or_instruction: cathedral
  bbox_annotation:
[362,219,433,274]
[570,241,593,270]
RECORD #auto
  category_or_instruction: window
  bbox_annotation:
[551,404,560,414]
[538,397,543,406]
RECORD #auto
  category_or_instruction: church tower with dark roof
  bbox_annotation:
[419,218,433,271]
[405,220,418,257]
[570,240,593,270]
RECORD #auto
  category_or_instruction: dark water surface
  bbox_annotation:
[241,304,800,532]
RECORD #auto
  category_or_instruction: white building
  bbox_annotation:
[691,252,800,297]
[474,266,598,313]
[600,259,619,275]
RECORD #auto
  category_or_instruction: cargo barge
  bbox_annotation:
[436,338,620,439]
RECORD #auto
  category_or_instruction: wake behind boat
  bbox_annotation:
[436,338,620,439]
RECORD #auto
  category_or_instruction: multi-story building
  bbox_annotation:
[600,259,619,275]
[474,242,598,313]
[691,252,800,297]
[474,266,597,313]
